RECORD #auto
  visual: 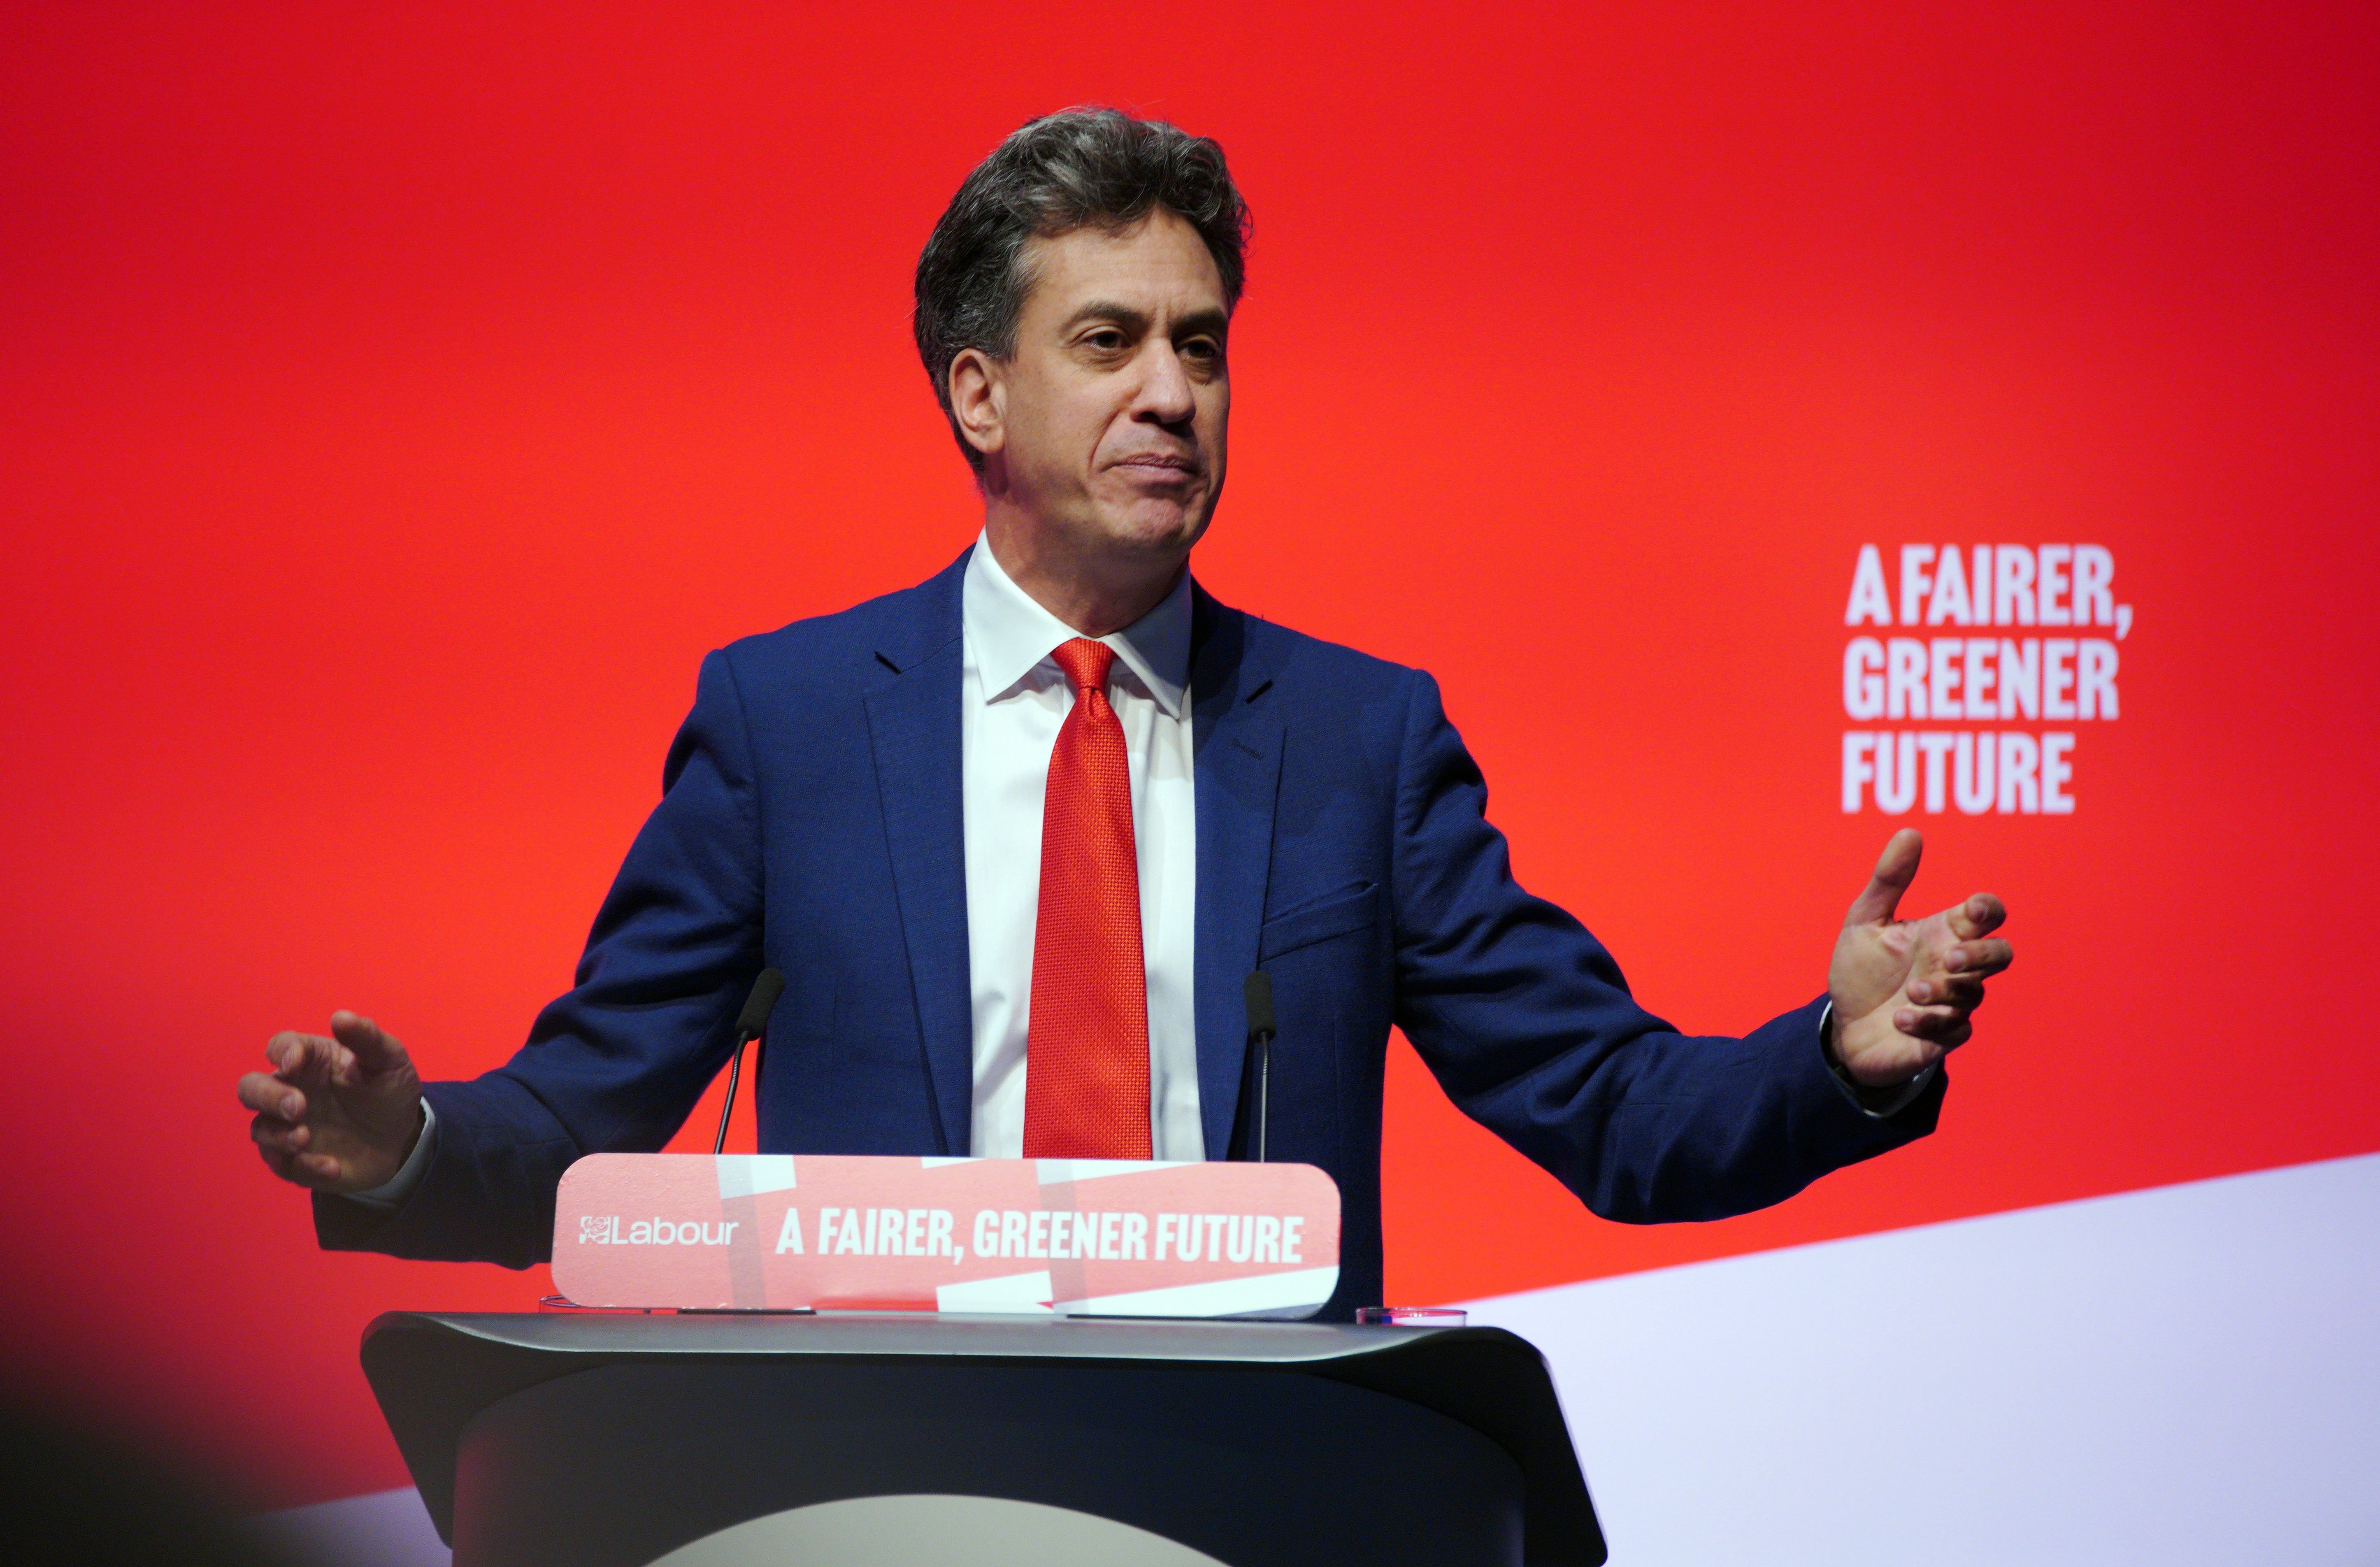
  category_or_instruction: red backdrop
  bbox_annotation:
[2,0,2375,1512]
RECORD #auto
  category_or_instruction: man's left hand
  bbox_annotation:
[1828,828,2013,1086]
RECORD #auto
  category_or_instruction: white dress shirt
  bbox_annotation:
[356,535,1206,1207]
[961,532,1202,1159]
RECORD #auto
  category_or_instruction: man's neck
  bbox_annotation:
[982,517,1188,638]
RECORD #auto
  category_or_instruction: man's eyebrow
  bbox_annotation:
[1173,306,1230,339]
[1061,300,1151,333]
[1058,300,1230,339]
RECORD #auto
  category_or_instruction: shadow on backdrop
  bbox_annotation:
[0,1392,311,1567]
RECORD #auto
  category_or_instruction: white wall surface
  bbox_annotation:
[1464,1152,2380,1566]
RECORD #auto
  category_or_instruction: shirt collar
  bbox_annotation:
[963,530,1192,719]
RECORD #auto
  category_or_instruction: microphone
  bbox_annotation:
[713,969,787,1155]
[1243,971,1277,1162]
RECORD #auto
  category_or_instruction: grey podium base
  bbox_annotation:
[648,1494,1228,1566]
[363,1312,1605,1567]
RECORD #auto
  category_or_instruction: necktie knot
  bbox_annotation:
[1051,637,1116,695]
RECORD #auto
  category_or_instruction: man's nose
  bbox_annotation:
[1131,342,1197,423]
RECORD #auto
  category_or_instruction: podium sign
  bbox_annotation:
[549,1154,1341,1317]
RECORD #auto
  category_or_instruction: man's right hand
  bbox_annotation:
[238,1011,424,1194]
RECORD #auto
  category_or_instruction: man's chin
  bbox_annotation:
[1085,507,1209,555]
[1091,495,1215,556]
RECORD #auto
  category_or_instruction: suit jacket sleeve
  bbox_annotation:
[314,649,767,1266]
[1388,670,1942,1224]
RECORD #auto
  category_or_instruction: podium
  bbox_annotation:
[363,1311,1606,1566]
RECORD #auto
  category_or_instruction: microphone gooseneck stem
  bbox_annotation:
[1257,1033,1272,1162]
[712,1041,747,1156]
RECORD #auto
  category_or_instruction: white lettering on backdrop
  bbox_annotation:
[1838,544,2132,814]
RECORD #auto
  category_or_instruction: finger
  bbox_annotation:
[1892,1006,1973,1046]
[1946,893,2006,941]
[1941,937,2013,978]
[277,1149,341,1186]
[1844,829,1924,928]
[330,1011,407,1076]
[237,1071,307,1122]
[1907,974,1985,1009]
[250,1114,310,1152]
[268,1032,341,1083]
[260,1142,334,1186]
[255,1139,340,1185]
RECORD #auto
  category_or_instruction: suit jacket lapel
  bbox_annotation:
[863,551,974,1156]
[1189,587,1283,1161]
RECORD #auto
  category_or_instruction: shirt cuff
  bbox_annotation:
[1819,1002,1941,1118]
[344,1097,437,1209]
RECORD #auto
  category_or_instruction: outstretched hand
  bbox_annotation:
[1828,830,2013,1086]
[237,1011,424,1193]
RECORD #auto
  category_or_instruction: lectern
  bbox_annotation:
[363,1311,1606,1567]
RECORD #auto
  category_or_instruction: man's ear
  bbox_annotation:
[948,348,1005,460]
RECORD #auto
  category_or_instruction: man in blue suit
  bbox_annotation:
[239,110,2012,1318]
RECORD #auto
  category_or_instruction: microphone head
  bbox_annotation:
[1243,970,1275,1040]
[736,969,788,1039]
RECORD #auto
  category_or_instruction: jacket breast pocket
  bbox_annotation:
[1256,881,1381,963]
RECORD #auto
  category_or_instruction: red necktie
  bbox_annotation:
[1022,638,1153,1159]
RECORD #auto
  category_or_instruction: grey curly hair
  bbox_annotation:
[912,107,1251,477]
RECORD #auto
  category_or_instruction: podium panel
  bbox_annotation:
[363,1312,1605,1567]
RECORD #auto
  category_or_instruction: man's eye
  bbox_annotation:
[1084,330,1127,351]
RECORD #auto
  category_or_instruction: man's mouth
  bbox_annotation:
[1115,453,1199,477]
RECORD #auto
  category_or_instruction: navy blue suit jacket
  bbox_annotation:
[321,548,1941,1314]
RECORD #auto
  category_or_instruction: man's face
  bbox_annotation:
[963,208,1230,562]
